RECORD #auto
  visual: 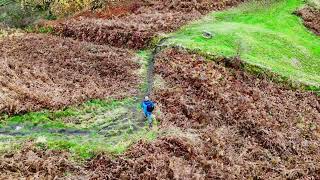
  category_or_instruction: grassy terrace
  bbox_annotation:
[169,0,320,88]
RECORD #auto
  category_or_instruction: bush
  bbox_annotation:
[50,0,92,17]
[0,0,46,28]
[0,0,107,27]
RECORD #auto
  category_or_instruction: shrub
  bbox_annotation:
[0,0,49,28]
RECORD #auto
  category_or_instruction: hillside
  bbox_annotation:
[169,0,320,88]
[0,0,319,179]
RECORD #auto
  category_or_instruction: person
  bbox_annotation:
[142,96,155,128]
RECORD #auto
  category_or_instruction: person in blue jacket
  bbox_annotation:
[142,96,155,128]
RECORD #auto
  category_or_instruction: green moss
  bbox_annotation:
[33,126,157,162]
[169,0,320,88]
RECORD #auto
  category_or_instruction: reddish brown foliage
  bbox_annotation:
[74,0,144,19]
[149,0,244,14]
[153,49,320,130]
[153,48,320,178]
[296,7,320,36]
[88,48,320,179]
[0,34,140,114]
[0,143,84,179]
[88,137,202,179]
[54,0,245,49]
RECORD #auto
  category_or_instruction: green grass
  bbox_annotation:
[169,0,320,88]
[0,98,133,128]
[0,98,158,162]
[137,50,152,94]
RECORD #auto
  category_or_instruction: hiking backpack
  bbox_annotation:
[146,102,155,112]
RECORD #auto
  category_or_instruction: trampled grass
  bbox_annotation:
[0,98,157,162]
[169,0,320,88]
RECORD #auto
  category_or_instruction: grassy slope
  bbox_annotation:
[169,0,320,87]
[2,0,319,164]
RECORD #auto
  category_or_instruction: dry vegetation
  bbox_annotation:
[1,1,320,179]
[88,48,320,179]
[296,6,320,35]
[0,142,86,179]
[54,0,245,49]
[0,34,140,114]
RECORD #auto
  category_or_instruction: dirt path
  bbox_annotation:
[145,37,172,97]
[0,126,91,137]
[0,37,171,138]
[88,47,320,179]
[98,36,174,137]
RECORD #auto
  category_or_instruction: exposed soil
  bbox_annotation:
[296,7,320,36]
[0,142,85,179]
[87,48,320,179]
[0,34,140,114]
[54,0,245,49]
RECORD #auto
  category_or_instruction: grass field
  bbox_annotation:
[169,0,320,88]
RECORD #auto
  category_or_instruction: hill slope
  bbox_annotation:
[169,0,320,87]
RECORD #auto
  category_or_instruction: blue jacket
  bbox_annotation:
[142,100,155,113]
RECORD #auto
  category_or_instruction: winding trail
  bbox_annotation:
[0,37,172,138]
[145,37,172,97]
[97,37,173,137]
[0,126,91,136]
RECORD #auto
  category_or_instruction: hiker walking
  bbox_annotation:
[142,96,155,128]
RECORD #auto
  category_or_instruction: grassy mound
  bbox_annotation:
[169,0,320,88]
